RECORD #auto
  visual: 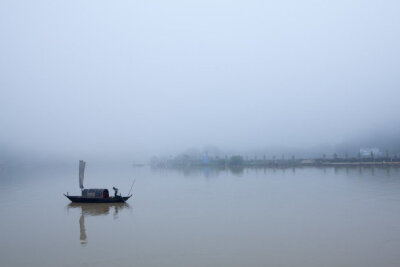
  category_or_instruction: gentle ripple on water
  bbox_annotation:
[1,165,400,267]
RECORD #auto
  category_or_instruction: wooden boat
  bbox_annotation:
[64,160,132,203]
[64,193,131,203]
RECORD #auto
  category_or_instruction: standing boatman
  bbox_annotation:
[112,186,119,197]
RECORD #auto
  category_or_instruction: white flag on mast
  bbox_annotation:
[79,160,86,189]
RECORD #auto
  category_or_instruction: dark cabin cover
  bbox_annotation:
[81,189,109,198]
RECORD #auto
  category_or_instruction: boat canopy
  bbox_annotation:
[81,189,109,198]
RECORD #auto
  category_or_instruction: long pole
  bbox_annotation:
[128,179,136,196]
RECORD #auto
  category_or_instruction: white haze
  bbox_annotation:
[1,0,400,161]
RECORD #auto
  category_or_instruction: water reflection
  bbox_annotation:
[229,166,244,175]
[67,203,131,246]
[151,165,400,178]
[3,166,400,267]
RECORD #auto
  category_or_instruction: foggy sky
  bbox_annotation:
[1,1,400,160]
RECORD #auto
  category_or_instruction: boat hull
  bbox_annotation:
[64,194,131,203]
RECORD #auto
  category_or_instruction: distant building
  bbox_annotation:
[300,159,315,165]
[359,148,381,158]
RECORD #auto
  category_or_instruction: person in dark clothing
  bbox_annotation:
[112,187,119,197]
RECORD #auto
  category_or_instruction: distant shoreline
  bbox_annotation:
[316,161,400,167]
[150,157,400,169]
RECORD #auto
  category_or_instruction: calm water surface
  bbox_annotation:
[1,165,400,267]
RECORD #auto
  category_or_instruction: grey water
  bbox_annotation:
[1,165,400,267]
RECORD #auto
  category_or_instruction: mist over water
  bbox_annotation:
[1,1,400,266]
[1,1,400,161]
[1,166,400,267]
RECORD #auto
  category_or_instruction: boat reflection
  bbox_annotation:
[67,203,131,246]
